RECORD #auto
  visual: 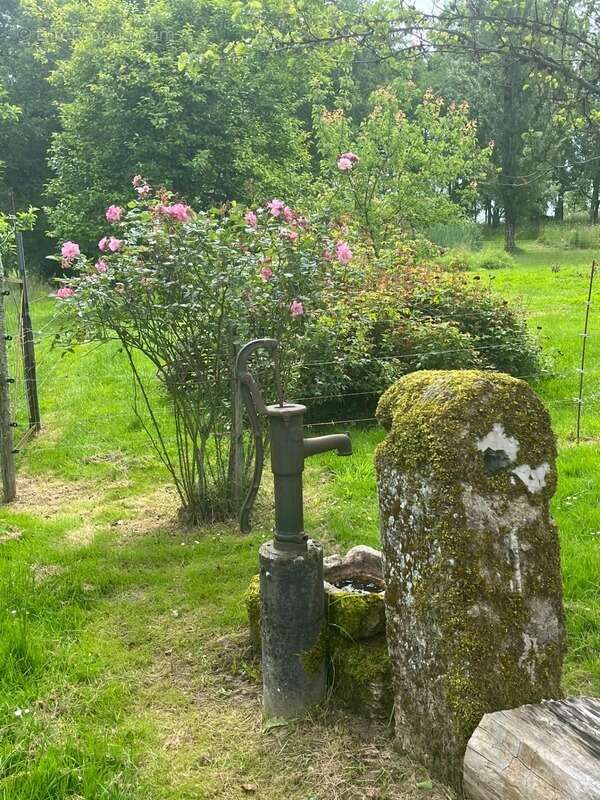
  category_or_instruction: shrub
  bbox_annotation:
[298,263,541,418]
[437,248,476,272]
[474,248,514,270]
[402,266,540,377]
[436,246,513,272]
[314,82,492,256]
[425,221,483,251]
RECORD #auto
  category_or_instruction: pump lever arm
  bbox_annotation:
[235,339,279,533]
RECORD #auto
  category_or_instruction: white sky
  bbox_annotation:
[411,0,438,11]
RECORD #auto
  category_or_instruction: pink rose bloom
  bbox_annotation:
[108,237,123,252]
[267,198,285,217]
[162,203,190,223]
[98,236,109,252]
[95,259,108,273]
[336,241,353,265]
[283,206,294,222]
[61,241,80,260]
[136,184,151,199]
[132,175,144,188]
[323,249,333,261]
[281,228,298,241]
[56,286,75,299]
[244,211,258,228]
[260,266,273,282]
[105,205,123,223]
[337,151,359,171]
[290,299,304,317]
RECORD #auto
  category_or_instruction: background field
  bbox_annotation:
[0,241,598,799]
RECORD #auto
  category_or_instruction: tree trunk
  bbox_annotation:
[504,211,516,252]
[500,57,521,253]
[555,189,564,221]
[491,205,501,229]
[590,171,600,224]
[485,199,492,226]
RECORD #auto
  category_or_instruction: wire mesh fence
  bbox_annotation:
[1,264,598,453]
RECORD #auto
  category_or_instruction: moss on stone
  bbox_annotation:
[244,574,261,654]
[376,369,557,503]
[327,589,385,641]
[329,633,393,719]
[375,369,565,791]
[300,625,328,678]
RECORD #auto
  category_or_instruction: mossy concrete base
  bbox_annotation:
[245,546,391,718]
[327,589,385,641]
[375,370,566,792]
[259,539,326,718]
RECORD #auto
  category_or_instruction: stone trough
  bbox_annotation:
[245,545,393,719]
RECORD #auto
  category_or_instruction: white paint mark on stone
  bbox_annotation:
[519,632,539,681]
[476,423,520,462]
[512,462,550,493]
[508,532,523,594]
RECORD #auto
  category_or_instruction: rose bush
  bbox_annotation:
[313,82,492,256]
[55,181,351,522]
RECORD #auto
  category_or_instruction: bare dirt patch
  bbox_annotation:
[110,484,182,540]
[10,473,183,544]
[31,563,65,582]
[64,522,97,547]
[11,473,106,519]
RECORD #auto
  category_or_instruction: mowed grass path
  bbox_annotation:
[0,242,598,799]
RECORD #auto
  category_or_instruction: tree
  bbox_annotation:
[0,0,57,270]
[313,81,491,255]
[44,0,316,247]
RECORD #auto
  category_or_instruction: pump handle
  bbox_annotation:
[235,339,279,532]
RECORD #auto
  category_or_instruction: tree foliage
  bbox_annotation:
[314,81,491,253]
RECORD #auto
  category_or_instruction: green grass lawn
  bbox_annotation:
[0,241,599,799]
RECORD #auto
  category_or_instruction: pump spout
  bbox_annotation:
[303,433,352,459]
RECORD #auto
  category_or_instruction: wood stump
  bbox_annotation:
[464,697,600,799]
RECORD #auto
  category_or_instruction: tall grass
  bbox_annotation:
[425,220,483,251]
[539,222,600,250]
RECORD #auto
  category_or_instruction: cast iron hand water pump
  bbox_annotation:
[236,338,352,546]
[235,338,352,717]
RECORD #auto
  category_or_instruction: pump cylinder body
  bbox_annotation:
[267,405,306,546]
[259,538,326,717]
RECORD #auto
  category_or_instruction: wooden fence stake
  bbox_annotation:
[15,228,41,433]
[0,254,17,501]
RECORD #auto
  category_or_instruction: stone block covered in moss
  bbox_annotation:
[327,589,385,641]
[375,370,566,792]
[329,633,393,719]
[244,574,261,654]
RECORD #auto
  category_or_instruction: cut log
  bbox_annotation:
[464,697,600,800]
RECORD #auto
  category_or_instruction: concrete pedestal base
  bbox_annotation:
[259,539,326,718]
